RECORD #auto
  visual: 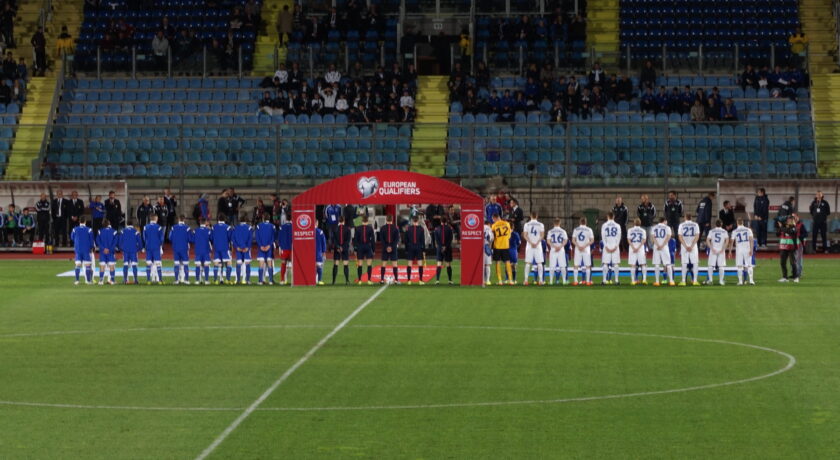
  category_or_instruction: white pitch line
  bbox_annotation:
[192,285,388,460]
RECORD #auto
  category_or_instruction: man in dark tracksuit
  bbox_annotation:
[353,215,376,284]
[68,191,85,238]
[753,188,769,247]
[696,191,714,241]
[379,214,400,284]
[51,190,70,246]
[105,191,123,230]
[35,193,51,243]
[637,194,656,246]
[809,191,831,253]
[612,197,628,251]
[405,216,427,285]
[434,216,455,284]
[664,191,684,241]
[331,216,353,285]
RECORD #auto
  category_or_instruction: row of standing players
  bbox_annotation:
[484,211,758,287]
[66,210,459,286]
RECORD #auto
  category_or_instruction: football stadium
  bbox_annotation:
[1,0,840,458]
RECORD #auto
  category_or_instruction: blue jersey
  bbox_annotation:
[192,225,212,259]
[315,227,327,262]
[169,223,191,254]
[255,222,276,248]
[211,222,231,249]
[232,223,253,249]
[71,224,94,253]
[118,227,142,255]
[325,205,342,225]
[485,203,502,222]
[89,201,105,219]
[143,222,164,253]
[277,222,292,251]
[96,226,118,263]
[508,231,521,261]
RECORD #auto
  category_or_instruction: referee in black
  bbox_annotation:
[331,216,353,284]
[405,215,427,285]
[434,216,455,284]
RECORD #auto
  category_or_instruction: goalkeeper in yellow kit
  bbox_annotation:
[490,214,515,285]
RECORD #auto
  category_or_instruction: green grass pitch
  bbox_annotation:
[1,257,839,458]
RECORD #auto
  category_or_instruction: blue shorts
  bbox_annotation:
[173,250,189,263]
[214,248,231,262]
[334,246,350,261]
[100,252,116,264]
[234,249,251,262]
[406,246,424,261]
[381,245,398,261]
[509,252,518,264]
[316,252,325,263]
[257,248,273,260]
[356,244,374,259]
[74,250,92,263]
[123,252,138,264]
[145,249,161,262]
[195,252,211,264]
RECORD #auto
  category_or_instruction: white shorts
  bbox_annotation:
[681,247,699,265]
[601,250,620,266]
[548,250,567,268]
[735,250,753,267]
[574,249,591,267]
[628,249,646,266]
[484,253,492,265]
[653,248,672,266]
[708,252,726,269]
[525,246,545,264]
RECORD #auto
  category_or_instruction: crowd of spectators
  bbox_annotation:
[277,0,392,44]
[449,55,808,123]
[257,61,418,122]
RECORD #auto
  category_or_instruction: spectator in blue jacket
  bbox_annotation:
[720,98,738,121]
[640,87,655,113]
[654,86,670,114]
[485,197,502,224]
[90,195,105,238]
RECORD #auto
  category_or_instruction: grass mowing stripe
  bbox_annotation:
[193,284,388,460]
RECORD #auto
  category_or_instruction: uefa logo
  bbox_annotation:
[357,176,379,199]
[464,213,480,230]
[296,214,312,230]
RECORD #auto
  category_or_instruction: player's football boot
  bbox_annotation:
[367,281,373,285]
[652,282,660,286]
[572,281,579,286]
[748,281,755,285]
[419,281,426,285]
[523,281,529,286]
[407,281,413,285]
[668,281,676,286]
[641,280,648,285]
[435,280,440,285]
[318,281,325,285]
[692,281,701,286]
[74,281,79,285]
[678,281,686,286]
[98,281,104,285]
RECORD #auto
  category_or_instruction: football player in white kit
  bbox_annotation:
[546,218,568,285]
[627,218,648,285]
[600,212,622,285]
[483,223,494,286]
[651,217,675,286]
[677,213,701,286]
[572,217,594,286]
[522,212,546,285]
[731,218,755,285]
[705,219,730,285]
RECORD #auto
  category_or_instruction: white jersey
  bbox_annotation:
[732,225,754,267]
[627,226,647,250]
[522,219,545,246]
[546,227,568,251]
[732,226,754,251]
[678,221,701,249]
[572,226,594,253]
[707,227,730,253]
[651,223,672,250]
[600,220,622,251]
[483,225,494,264]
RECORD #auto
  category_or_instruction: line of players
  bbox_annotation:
[68,212,301,285]
[484,211,757,286]
[68,210,459,286]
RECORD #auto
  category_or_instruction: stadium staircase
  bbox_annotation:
[253,0,293,75]
[800,0,837,75]
[811,74,840,176]
[410,76,448,176]
[4,76,56,180]
[587,0,620,68]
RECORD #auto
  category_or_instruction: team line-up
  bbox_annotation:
[67,207,757,287]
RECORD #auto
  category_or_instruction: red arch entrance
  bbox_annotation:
[291,170,485,286]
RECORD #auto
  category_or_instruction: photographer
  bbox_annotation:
[778,217,799,283]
